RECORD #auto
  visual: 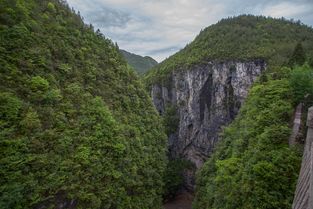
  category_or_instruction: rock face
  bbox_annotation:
[151,60,265,190]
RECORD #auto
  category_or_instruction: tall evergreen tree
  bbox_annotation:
[288,42,306,67]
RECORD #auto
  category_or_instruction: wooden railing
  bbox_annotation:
[292,106,313,209]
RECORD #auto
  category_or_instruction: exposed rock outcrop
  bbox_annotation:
[151,60,265,190]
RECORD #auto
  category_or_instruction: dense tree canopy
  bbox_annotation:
[0,0,167,208]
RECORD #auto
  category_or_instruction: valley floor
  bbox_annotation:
[163,192,193,209]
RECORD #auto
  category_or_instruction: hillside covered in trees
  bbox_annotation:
[0,0,167,208]
[120,49,158,74]
[145,15,313,85]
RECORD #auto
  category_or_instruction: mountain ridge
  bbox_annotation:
[120,49,158,74]
[145,15,313,86]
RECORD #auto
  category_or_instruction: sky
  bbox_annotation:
[66,0,313,62]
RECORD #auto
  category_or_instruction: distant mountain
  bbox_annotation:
[120,49,158,74]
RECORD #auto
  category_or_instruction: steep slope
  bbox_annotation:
[145,15,313,196]
[120,49,158,74]
[0,1,166,209]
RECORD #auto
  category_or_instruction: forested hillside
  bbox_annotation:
[0,0,167,208]
[120,49,158,74]
[145,15,313,85]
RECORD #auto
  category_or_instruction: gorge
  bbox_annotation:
[151,60,265,190]
[2,1,313,209]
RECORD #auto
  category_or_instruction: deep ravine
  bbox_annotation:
[163,193,193,209]
[152,60,265,190]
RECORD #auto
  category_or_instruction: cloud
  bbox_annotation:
[261,1,313,25]
[86,7,131,28]
[66,0,313,62]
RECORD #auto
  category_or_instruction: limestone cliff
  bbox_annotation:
[151,60,265,190]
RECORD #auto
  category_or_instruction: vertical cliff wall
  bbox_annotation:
[151,60,265,189]
[292,107,313,209]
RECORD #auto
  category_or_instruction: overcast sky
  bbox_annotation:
[66,0,313,62]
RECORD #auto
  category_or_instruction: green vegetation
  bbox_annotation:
[288,42,306,67]
[289,64,313,105]
[162,104,179,136]
[2,1,313,207]
[145,15,313,86]
[120,49,158,74]
[193,64,313,209]
[163,159,194,200]
[0,0,167,208]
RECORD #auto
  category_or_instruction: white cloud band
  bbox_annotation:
[67,0,313,62]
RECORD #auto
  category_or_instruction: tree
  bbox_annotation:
[288,42,306,67]
[289,64,313,105]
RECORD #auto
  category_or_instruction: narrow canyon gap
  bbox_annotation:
[152,60,265,190]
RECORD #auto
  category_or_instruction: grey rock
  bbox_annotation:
[151,60,265,190]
